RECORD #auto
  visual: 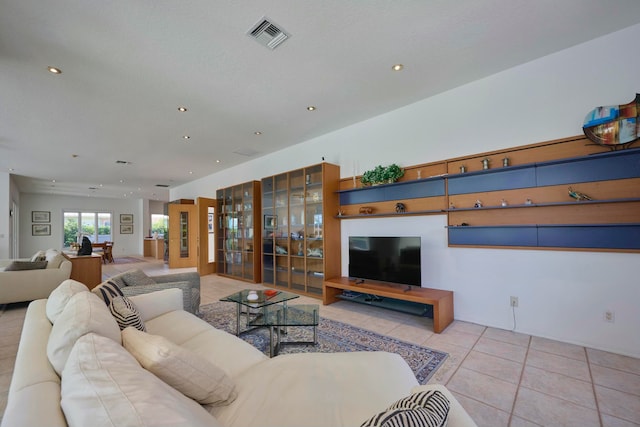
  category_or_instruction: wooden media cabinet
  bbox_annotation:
[323,277,454,333]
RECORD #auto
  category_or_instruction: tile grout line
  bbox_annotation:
[586,349,605,427]
[506,334,532,426]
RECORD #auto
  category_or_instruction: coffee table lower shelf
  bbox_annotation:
[265,305,319,357]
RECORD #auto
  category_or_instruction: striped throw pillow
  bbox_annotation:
[109,296,146,332]
[361,390,450,427]
[93,280,124,306]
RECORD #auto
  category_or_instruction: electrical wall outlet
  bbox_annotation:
[604,310,615,323]
[510,296,519,307]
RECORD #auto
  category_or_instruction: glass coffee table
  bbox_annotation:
[220,289,300,337]
[221,290,319,357]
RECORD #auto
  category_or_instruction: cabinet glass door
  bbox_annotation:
[262,177,275,286]
[274,173,289,288]
[305,164,324,294]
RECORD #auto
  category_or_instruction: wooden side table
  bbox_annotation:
[63,253,103,289]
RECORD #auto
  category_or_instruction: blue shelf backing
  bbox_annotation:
[448,224,640,250]
[448,226,538,247]
[339,179,444,205]
[448,167,537,195]
[448,148,640,195]
[536,149,640,186]
[538,224,640,250]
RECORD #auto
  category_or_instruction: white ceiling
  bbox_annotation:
[2,1,640,201]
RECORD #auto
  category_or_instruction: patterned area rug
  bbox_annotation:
[113,257,148,264]
[199,302,448,384]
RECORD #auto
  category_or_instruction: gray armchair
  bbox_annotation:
[106,269,201,314]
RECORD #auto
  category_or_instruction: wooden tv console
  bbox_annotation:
[323,277,454,333]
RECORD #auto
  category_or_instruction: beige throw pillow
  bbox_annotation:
[46,279,89,323]
[62,333,221,427]
[47,291,121,375]
[122,327,237,406]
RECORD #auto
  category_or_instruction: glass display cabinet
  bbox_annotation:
[216,181,261,282]
[261,163,340,298]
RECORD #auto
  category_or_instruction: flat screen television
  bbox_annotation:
[348,236,421,287]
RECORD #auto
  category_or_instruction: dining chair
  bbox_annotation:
[103,242,115,264]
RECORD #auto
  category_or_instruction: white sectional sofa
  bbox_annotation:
[2,280,476,427]
[0,249,71,304]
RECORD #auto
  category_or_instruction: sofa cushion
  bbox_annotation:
[120,269,157,287]
[211,352,419,427]
[30,250,47,262]
[61,333,221,427]
[360,389,450,427]
[109,296,146,331]
[92,280,125,305]
[45,249,65,269]
[47,291,121,375]
[145,310,267,379]
[4,260,48,271]
[46,279,90,323]
[122,327,237,406]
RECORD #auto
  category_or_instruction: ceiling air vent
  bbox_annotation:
[155,184,170,188]
[115,160,132,165]
[247,17,290,50]
[233,148,260,157]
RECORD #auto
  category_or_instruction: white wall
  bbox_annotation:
[19,194,145,257]
[180,23,640,358]
[0,172,9,258]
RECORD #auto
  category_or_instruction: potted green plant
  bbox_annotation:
[360,164,404,186]
[382,163,404,183]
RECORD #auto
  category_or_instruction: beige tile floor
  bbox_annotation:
[1,258,639,426]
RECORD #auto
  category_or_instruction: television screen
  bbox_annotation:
[348,236,421,286]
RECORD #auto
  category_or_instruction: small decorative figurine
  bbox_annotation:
[449,202,455,210]
[481,158,490,170]
[359,206,373,214]
[568,187,593,201]
[502,157,509,167]
[525,198,533,205]
[417,170,422,179]
[395,202,406,213]
[474,200,483,208]
[501,199,508,207]
[459,165,466,173]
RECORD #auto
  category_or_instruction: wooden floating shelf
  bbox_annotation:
[447,197,640,212]
[335,210,444,219]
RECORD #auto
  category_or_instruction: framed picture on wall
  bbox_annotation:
[32,224,51,236]
[120,214,133,224]
[208,213,214,233]
[32,211,50,223]
[120,224,133,234]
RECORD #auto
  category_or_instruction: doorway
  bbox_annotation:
[168,203,198,268]
[197,197,217,276]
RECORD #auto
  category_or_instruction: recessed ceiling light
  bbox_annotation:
[183,135,190,141]
[392,64,404,71]
[216,159,221,163]
[51,179,56,183]
[47,66,62,74]
[189,171,193,175]
[119,179,124,183]
[307,106,316,111]
[254,131,262,135]
[178,106,188,112]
